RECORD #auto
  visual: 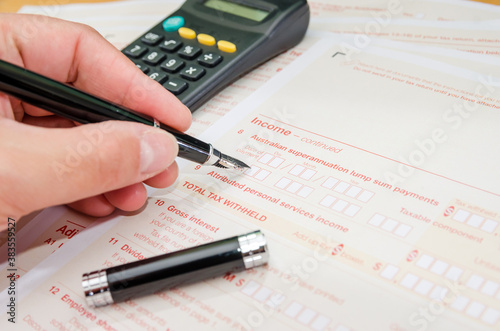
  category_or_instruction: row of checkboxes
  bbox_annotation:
[245,165,271,181]
[368,214,413,238]
[321,177,374,203]
[452,209,498,233]
[380,264,499,325]
[415,254,463,281]
[258,153,285,168]
[276,177,314,198]
[320,195,361,217]
[399,272,500,325]
[241,280,332,330]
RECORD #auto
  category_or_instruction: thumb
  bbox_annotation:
[0,119,178,218]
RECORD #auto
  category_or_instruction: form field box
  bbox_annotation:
[453,209,470,222]
[320,195,336,208]
[301,168,316,180]
[275,177,292,189]
[289,165,305,176]
[258,153,274,164]
[297,308,316,324]
[429,260,449,275]
[254,169,271,181]
[285,302,303,318]
[322,177,339,189]
[416,254,434,269]
[401,273,419,289]
[380,264,399,280]
[482,308,500,325]
[466,274,485,290]
[311,315,331,331]
[334,181,350,193]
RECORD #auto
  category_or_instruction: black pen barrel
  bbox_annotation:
[82,230,268,307]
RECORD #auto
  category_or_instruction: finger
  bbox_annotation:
[22,114,75,128]
[143,162,179,188]
[2,13,192,131]
[67,195,115,217]
[0,119,178,218]
[104,183,148,212]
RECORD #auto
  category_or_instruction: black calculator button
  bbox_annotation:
[164,78,188,95]
[135,63,150,74]
[148,71,168,84]
[124,44,148,58]
[178,45,202,60]
[180,65,205,81]
[160,58,184,73]
[142,51,166,66]
[141,32,163,46]
[160,39,183,52]
[198,52,222,68]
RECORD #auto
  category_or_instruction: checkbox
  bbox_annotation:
[380,264,399,280]
[311,315,330,331]
[241,280,260,296]
[298,186,314,198]
[357,190,374,202]
[268,157,284,168]
[482,308,500,325]
[332,199,348,212]
[381,219,398,232]
[245,166,260,176]
[401,273,419,289]
[334,181,350,193]
[254,169,271,181]
[266,293,286,308]
[416,254,434,269]
[466,274,484,290]
[445,266,463,281]
[300,168,316,180]
[450,295,469,311]
[414,279,434,296]
[276,177,291,189]
[429,286,448,302]
[430,260,449,275]
[393,223,412,237]
[345,185,362,198]
[258,153,274,164]
[481,219,498,233]
[343,204,361,217]
[466,214,484,228]
[322,177,339,189]
[286,181,302,193]
[289,165,305,176]
[297,308,316,324]
[320,195,336,208]
[466,301,485,318]
[481,280,499,296]
[368,214,385,227]
[453,209,470,222]
[285,302,303,318]
[253,286,273,302]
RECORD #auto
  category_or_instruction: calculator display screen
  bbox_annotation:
[204,0,270,22]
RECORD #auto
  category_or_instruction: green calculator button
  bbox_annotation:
[163,16,184,32]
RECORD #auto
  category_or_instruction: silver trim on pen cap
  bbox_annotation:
[237,230,269,269]
[82,270,114,308]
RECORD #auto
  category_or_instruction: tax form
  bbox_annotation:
[6,34,500,330]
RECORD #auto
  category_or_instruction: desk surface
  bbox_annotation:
[1,0,500,13]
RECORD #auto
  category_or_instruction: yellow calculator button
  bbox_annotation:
[217,40,237,53]
[178,27,196,39]
[197,34,216,46]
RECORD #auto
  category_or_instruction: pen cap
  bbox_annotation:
[238,230,269,269]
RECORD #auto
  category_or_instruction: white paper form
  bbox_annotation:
[7,36,500,330]
[310,0,500,21]
[312,17,500,57]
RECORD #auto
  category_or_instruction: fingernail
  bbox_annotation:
[140,130,178,175]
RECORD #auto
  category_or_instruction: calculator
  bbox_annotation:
[122,0,310,111]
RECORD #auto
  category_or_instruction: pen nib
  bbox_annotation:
[215,153,251,170]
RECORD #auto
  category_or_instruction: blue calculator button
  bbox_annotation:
[163,16,184,32]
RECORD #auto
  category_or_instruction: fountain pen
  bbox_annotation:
[0,59,249,170]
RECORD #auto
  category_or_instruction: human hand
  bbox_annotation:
[0,14,192,228]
